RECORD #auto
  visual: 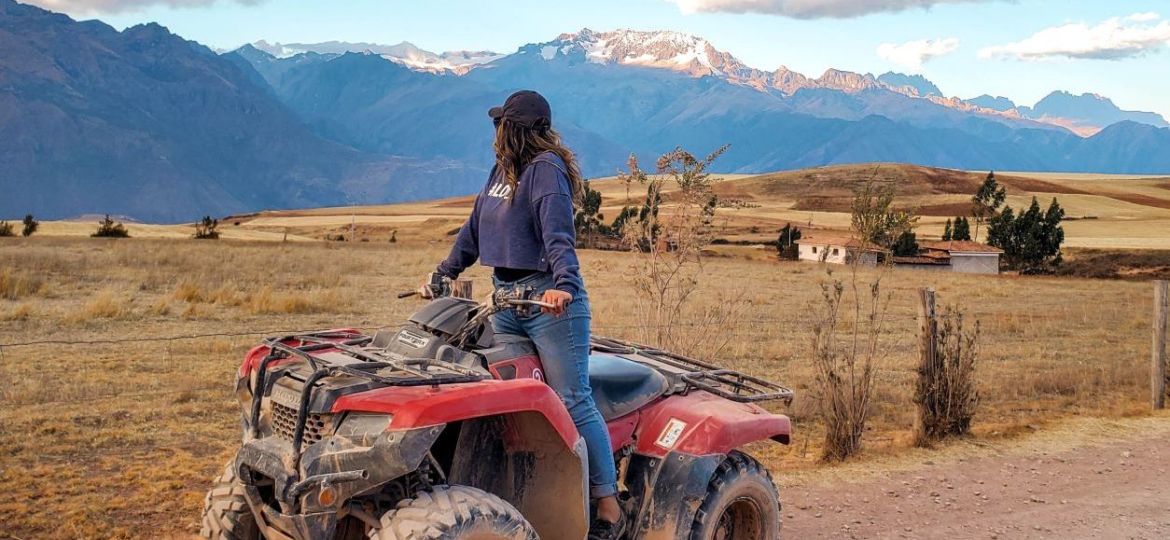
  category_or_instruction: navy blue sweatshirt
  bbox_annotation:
[437,152,583,297]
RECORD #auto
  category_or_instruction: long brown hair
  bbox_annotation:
[494,118,584,206]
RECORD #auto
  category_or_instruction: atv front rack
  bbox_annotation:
[591,336,794,405]
[249,330,487,476]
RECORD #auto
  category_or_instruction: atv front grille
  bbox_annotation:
[270,401,332,445]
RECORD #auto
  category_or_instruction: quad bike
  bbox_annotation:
[200,277,794,540]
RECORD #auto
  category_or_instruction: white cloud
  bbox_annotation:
[979,13,1170,61]
[877,37,959,71]
[25,0,264,15]
[667,0,999,19]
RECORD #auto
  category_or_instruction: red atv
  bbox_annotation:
[200,283,793,540]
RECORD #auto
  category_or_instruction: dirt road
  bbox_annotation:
[783,419,1170,539]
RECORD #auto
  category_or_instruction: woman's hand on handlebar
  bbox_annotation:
[541,289,572,316]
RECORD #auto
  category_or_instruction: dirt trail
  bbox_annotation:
[783,418,1170,539]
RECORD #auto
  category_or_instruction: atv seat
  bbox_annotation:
[588,354,670,421]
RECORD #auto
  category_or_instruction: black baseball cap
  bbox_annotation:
[488,90,551,129]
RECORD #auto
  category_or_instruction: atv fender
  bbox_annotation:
[333,379,589,540]
[633,390,792,458]
[625,451,723,540]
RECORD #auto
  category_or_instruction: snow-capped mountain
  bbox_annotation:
[245,29,1167,134]
[249,40,502,73]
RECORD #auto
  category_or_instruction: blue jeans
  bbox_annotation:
[491,272,618,499]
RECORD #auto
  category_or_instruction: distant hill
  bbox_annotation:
[0,0,476,222]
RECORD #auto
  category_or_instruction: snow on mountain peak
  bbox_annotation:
[538,28,752,77]
[247,40,502,73]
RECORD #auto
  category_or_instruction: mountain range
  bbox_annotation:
[1,1,1169,222]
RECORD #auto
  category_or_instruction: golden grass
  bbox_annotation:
[0,236,1161,538]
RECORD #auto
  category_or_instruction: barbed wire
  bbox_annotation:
[0,315,928,349]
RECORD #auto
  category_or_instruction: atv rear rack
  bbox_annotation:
[591,336,794,405]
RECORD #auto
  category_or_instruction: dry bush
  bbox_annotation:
[914,304,980,446]
[68,289,130,322]
[811,176,909,462]
[620,146,745,356]
[0,267,45,300]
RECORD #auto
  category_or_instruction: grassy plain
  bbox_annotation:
[0,234,1157,538]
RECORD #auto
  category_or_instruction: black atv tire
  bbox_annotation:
[369,485,537,540]
[689,451,781,540]
[200,463,261,540]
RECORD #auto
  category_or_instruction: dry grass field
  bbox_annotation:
[24,164,1170,251]
[0,233,1160,539]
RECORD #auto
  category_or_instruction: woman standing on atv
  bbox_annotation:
[427,89,622,540]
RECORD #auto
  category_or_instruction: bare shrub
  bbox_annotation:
[914,305,980,446]
[621,146,741,356]
[0,221,14,237]
[811,176,908,462]
[193,216,220,240]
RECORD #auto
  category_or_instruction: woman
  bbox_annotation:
[427,90,622,539]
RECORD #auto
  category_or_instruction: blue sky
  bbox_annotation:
[33,0,1170,119]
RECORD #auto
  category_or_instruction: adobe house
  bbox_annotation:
[796,236,886,266]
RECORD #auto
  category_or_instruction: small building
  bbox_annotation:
[917,240,1003,274]
[796,236,886,266]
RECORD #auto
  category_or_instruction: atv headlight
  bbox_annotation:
[335,414,392,447]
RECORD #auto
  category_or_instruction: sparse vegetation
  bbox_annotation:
[621,145,743,356]
[193,215,219,239]
[0,220,13,237]
[22,214,38,237]
[0,234,1158,539]
[91,214,129,238]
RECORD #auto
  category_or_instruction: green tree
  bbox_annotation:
[942,219,952,241]
[573,181,605,247]
[850,180,916,249]
[891,230,920,257]
[971,171,1006,242]
[91,215,129,238]
[21,214,38,237]
[776,223,802,260]
[0,221,13,237]
[987,197,1064,273]
[950,216,972,241]
[608,206,638,239]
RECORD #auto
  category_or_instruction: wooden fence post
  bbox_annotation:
[452,279,474,300]
[1153,280,1168,410]
[913,287,938,446]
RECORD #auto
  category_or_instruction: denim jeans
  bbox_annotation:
[491,272,618,499]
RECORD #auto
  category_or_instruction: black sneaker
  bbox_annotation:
[588,515,624,540]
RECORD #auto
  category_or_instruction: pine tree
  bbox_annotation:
[987,197,1064,273]
[21,214,38,237]
[952,216,972,241]
[573,181,605,246]
[942,219,952,241]
[776,223,802,260]
[971,171,1006,242]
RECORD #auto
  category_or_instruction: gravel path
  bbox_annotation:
[783,429,1170,539]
